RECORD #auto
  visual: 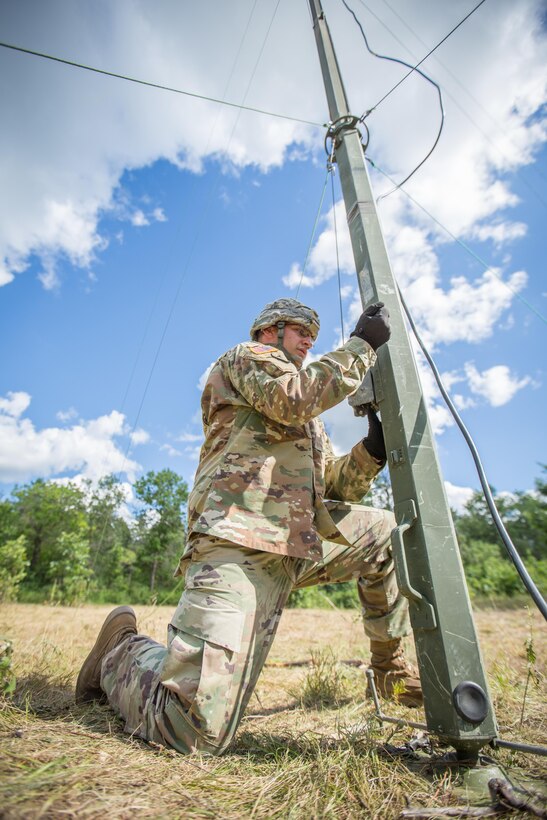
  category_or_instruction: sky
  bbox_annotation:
[0,0,546,514]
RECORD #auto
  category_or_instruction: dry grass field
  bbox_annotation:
[0,602,545,818]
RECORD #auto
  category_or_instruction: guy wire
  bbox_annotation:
[91,0,284,566]
[367,156,547,326]
[296,167,331,299]
[89,0,265,568]
[120,0,285,473]
[0,40,324,129]
[341,0,445,197]
[330,164,346,343]
[357,0,488,116]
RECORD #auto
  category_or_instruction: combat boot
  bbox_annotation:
[76,606,137,704]
[368,638,423,708]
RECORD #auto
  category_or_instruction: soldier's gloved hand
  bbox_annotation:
[350,302,391,350]
[363,407,387,464]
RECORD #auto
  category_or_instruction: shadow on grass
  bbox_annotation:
[11,673,131,740]
[13,673,74,716]
[244,695,354,720]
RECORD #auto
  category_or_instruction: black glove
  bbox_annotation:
[363,407,386,464]
[350,302,391,351]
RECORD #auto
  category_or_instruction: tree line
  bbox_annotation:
[0,467,545,607]
[0,470,188,605]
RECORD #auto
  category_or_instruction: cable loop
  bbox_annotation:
[324,114,369,159]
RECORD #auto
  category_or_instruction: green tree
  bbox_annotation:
[0,535,29,602]
[133,470,188,592]
[454,468,547,598]
[454,470,546,561]
[363,471,393,511]
[0,499,17,544]
[48,531,92,605]
[85,475,135,592]
[11,480,87,587]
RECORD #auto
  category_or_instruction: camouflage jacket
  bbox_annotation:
[187,336,382,560]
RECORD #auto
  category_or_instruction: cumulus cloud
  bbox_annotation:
[56,406,79,423]
[4,1,542,293]
[176,432,204,443]
[129,428,150,445]
[295,198,529,350]
[464,363,533,407]
[282,200,354,289]
[282,1,545,353]
[0,0,320,289]
[444,481,474,513]
[470,221,527,247]
[0,393,139,483]
[161,443,183,458]
[0,391,32,418]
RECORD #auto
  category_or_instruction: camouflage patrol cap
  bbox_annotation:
[250,298,320,340]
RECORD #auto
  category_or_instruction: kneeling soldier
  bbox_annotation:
[76,298,421,754]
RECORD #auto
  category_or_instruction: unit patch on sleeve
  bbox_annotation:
[247,343,276,355]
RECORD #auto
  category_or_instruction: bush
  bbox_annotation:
[288,582,359,609]
[462,540,547,598]
[48,532,92,605]
[289,648,349,708]
[0,638,15,697]
[0,536,29,602]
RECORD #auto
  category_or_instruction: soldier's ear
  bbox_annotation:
[258,326,276,343]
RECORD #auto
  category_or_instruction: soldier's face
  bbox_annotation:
[260,324,314,364]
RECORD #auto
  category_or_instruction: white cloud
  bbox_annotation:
[0,393,139,483]
[176,432,203,443]
[0,1,320,289]
[184,445,203,462]
[470,221,527,246]
[56,407,79,423]
[129,428,150,445]
[282,200,354,289]
[1,0,545,293]
[130,209,149,227]
[197,362,215,391]
[464,363,533,407]
[444,481,474,513]
[161,443,183,458]
[0,391,32,419]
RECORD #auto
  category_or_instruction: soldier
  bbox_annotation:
[76,298,421,755]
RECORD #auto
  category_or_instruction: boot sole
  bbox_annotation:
[75,605,136,704]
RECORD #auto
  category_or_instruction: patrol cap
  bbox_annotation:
[250,298,320,341]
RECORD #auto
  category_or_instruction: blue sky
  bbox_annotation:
[0,0,546,512]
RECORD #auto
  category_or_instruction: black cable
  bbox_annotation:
[374,0,547,211]
[397,285,547,621]
[361,0,488,116]
[0,40,324,129]
[340,0,445,196]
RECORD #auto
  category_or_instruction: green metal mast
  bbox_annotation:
[308,0,497,758]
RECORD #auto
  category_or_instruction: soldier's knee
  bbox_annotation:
[377,508,396,545]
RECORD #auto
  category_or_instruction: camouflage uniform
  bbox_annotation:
[101,332,410,754]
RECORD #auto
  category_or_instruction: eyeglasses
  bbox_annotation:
[287,324,315,340]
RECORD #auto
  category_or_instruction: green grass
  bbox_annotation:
[0,603,545,818]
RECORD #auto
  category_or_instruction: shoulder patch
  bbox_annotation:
[247,343,276,355]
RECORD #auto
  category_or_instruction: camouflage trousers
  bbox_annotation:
[101,503,409,756]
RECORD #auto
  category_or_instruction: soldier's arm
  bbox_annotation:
[323,430,383,502]
[224,338,376,426]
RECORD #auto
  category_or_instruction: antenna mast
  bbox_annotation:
[308,0,497,759]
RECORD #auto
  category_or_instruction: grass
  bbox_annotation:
[0,602,545,818]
